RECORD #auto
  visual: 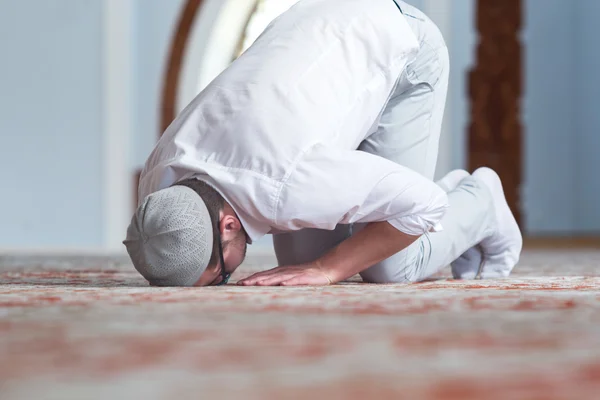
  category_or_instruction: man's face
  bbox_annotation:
[194,221,247,287]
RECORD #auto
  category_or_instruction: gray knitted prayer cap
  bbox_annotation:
[123,185,213,287]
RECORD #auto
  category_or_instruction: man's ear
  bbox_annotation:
[221,215,241,234]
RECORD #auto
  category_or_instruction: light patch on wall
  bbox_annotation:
[240,0,301,54]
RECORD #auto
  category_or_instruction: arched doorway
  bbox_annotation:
[160,0,301,134]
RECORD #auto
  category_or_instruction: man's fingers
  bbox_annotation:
[237,266,326,287]
[238,275,261,285]
[256,273,298,286]
[279,276,308,286]
[239,266,306,286]
[281,274,328,286]
[238,266,285,285]
[240,273,287,286]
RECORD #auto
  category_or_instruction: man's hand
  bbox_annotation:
[239,222,424,287]
[237,262,333,286]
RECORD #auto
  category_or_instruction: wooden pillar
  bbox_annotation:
[468,0,523,226]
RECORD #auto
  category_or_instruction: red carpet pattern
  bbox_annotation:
[1,249,599,399]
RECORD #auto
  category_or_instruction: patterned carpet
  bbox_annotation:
[1,249,599,400]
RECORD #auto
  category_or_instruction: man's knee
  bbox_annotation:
[361,269,421,284]
[454,176,496,230]
[360,256,423,284]
[458,177,494,209]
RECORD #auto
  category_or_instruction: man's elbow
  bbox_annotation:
[415,188,449,234]
[389,186,449,236]
[425,189,449,232]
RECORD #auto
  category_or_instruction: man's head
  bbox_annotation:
[124,179,248,287]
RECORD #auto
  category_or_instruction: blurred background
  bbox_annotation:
[1,0,598,254]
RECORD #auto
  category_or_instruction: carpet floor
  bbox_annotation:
[1,249,599,400]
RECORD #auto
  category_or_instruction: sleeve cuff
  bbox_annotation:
[387,217,443,236]
[386,195,449,236]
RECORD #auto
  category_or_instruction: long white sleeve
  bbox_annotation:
[275,144,449,236]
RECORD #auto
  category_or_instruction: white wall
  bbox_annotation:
[103,0,135,251]
[574,0,600,233]
[523,0,578,234]
[0,0,104,248]
[134,0,186,168]
[0,0,187,250]
[448,0,475,174]
[523,0,600,235]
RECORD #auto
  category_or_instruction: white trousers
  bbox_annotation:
[272,1,496,283]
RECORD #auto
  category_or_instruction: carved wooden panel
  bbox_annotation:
[468,0,523,226]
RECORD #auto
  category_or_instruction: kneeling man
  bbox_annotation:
[124,0,522,287]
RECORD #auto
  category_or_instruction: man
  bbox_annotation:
[124,0,522,287]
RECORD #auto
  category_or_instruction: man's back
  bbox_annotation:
[142,0,419,190]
